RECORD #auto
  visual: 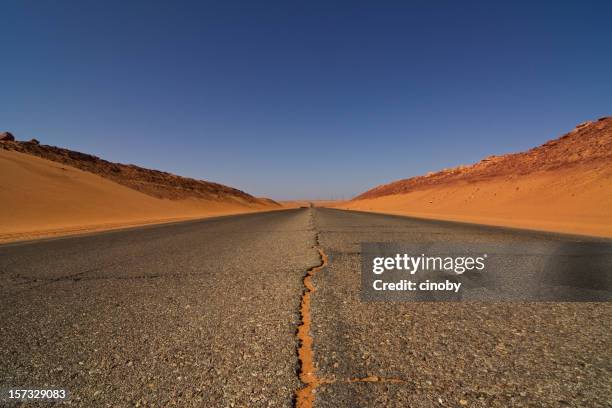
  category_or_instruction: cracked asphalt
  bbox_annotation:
[1,208,611,407]
[0,210,317,407]
[311,208,611,407]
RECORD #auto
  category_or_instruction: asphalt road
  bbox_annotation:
[1,208,610,407]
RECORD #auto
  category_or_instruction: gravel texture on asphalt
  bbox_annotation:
[1,208,610,407]
[309,208,611,407]
[1,210,318,407]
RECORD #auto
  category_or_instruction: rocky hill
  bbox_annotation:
[1,138,278,206]
[356,117,612,200]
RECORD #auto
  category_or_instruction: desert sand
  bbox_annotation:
[338,117,612,237]
[0,149,279,243]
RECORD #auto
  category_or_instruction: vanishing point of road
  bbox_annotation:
[1,208,610,407]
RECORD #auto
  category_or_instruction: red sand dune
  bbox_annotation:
[0,140,280,243]
[338,117,612,237]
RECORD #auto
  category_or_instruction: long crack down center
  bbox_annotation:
[295,240,328,408]
[294,225,408,408]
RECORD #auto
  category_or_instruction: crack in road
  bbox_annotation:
[345,376,410,384]
[295,209,329,408]
[295,210,413,407]
[295,242,328,406]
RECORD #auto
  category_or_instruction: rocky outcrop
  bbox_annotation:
[0,132,15,141]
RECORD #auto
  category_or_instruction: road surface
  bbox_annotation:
[1,208,610,407]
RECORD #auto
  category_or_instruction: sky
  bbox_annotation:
[2,1,612,200]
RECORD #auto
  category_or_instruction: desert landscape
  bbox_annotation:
[0,134,280,243]
[3,117,611,243]
[338,117,612,237]
[2,2,611,407]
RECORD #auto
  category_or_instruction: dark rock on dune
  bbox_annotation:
[0,132,15,141]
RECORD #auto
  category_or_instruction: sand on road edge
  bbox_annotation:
[333,166,612,238]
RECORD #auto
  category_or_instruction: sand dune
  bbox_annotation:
[339,117,612,237]
[0,149,278,243]
[1,139,274,203]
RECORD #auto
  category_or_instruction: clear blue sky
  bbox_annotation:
[2,1,611,200]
